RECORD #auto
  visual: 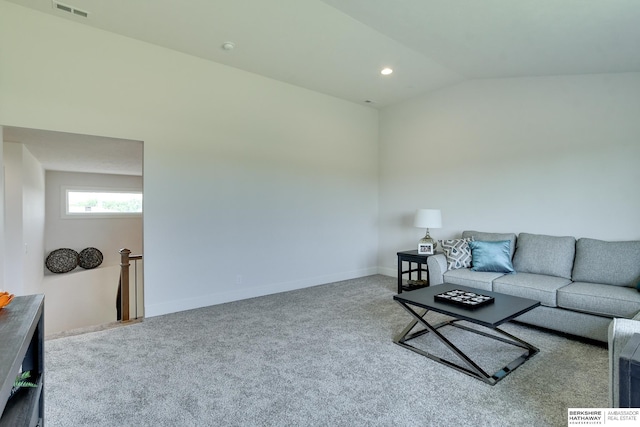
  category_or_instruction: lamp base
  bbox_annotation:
[417,230,437,255]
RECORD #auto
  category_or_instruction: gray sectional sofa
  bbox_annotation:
[427,230,640,343]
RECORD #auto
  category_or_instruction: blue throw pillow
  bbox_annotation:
[468,240,515,274]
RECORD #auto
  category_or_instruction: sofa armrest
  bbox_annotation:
[609,314,640,407]
[427,254,447,286]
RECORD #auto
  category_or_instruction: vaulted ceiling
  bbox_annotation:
[4,0,640,175]
[7,0,640,108]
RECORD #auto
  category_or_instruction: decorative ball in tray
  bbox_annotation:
[434,289,494,308]
[0,291,15,309]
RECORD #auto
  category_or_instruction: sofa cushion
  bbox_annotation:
[443,269,503,292]
[572,238,640,287]
[558,282,640,318]
[493,273,571,307]
[439,238,473,270]
[469,240,515,273]
[462,231,517,259]
[512,233,576,280]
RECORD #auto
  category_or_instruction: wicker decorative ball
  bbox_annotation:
[45,248,79,273]
[78,247,103,269]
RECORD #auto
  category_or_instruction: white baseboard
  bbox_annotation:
[377,266,396,277]
[145,267,379,318]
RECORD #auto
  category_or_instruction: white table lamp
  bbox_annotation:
[414,209,442,255]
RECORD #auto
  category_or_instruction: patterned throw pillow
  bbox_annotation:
[439,238,473,270]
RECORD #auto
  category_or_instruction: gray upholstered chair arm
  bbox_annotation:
[608,313,640,407]
[427,254,447,286]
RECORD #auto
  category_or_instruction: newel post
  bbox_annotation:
[119,248,131,322]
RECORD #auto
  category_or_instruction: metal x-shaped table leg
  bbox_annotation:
[394,301,539,385]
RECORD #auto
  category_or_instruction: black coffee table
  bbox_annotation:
[393,283,540,385]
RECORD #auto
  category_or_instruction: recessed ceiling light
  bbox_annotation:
[380,68,393,76]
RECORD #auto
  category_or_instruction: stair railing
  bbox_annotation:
[118,248,143,322]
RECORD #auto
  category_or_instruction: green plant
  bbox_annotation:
[13,370,38,389]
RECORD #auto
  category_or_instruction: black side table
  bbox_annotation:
[397,250,430,293]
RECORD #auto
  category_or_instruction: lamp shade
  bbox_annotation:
[414,209,442,229]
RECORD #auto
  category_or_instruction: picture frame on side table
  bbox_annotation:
[418,242,434,255]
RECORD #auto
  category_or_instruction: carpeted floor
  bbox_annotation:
[44,275,608,426]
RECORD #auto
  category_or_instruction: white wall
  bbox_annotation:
[45,171,143,269]
[41,171,142,335]
[43,265,122,335]
[3,142,45,295]
[0,2,379,317]
[3,143,23,294]
[0,126,4,290]
[378,74,640,274]
[21,144,46,295]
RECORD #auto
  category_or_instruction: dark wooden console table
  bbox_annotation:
[0,294,45,426]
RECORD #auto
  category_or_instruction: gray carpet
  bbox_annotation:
[45,275,607,426]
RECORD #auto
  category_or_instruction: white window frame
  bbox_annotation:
[62,186,143,219]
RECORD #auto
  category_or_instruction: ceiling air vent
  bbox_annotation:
[52,1,89,18]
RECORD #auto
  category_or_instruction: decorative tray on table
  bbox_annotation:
[434,289,494,309]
